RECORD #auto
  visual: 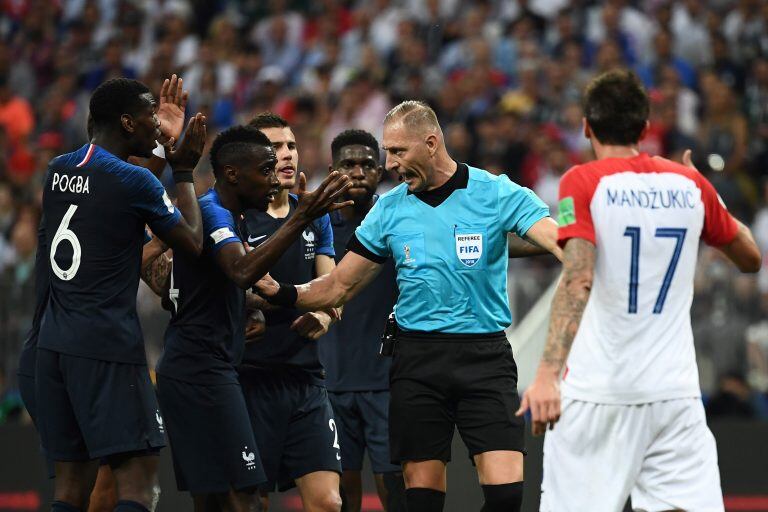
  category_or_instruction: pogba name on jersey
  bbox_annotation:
[606,187,696,210]
[51,172,90,194]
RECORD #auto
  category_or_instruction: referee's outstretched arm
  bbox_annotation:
[255,251,382,310]
[508,217,563,261]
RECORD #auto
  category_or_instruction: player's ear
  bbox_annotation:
[582,117,591,140]
[121,114,135,134]
[223,165,238,184]
[376,165,384,183]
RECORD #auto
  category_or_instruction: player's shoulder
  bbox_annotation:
[199,189,235,224]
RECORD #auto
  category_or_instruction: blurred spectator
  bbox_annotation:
[706,372,757,419]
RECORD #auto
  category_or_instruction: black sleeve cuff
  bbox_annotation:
[346,234,388,264]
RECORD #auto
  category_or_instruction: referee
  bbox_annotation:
[256,101,561,512]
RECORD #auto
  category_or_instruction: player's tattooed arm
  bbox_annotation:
[516,237,595,435]
[141,250,172,298]
[541,238,595,369]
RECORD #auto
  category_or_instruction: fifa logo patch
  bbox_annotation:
[456,233,483,267]
[242,446,257,470]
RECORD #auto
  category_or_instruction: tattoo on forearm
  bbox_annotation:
[142,253,172,297]
[541,238,596,370]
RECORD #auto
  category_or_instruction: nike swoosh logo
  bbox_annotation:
[248,235,268,243]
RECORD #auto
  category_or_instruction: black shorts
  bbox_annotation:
[239,369,342,492]
[389,333,525,464]
[35,348,165,461]
[156,375,266,493]
[328,390,400,473]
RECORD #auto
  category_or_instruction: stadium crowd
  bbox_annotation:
[0,0,767,422]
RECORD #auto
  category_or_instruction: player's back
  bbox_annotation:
[39,143,180,364]
[558,153,737,404]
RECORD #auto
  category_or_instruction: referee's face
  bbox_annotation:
[383,122,431,193]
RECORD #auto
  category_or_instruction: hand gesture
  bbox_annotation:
[157,74,188,144]
[165,113,207,173]
[291,311,332,340]
[653,149,698,172]
[253,273,280,299]
[294,171,354,222]
[515,369,561,436]
[245,309,266,343]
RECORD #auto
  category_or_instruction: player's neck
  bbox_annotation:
[593,142,641,161]
[90,134,131,161]
[214,183,244,216]
[339,196,374,221]
[267,188,291,219]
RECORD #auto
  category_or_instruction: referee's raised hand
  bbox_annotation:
[294,171,354,221]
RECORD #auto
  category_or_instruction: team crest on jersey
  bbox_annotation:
[302,228,316,260]
[455,233,483,267]
[242,446,257,470]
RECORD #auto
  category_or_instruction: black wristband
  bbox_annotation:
[266,282,298,307]
[173,171,194,183]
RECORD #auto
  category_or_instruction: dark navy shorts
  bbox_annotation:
[328,390,400,473]
[239,369,342,492]
[156,375,266,493]
[35,348,165,461]
[19,372,55,478]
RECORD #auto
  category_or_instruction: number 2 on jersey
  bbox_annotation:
[50,204,82,281]
[623,226,687,314]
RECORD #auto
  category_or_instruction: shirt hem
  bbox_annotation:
[561,386,701,405]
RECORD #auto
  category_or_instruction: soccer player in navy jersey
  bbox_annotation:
[19,75,186,512]
[237,113,343,512]
[155,125,352,512]
[35,78,207,512]
[319,130,406,512]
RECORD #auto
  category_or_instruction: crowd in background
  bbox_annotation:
[0,0,767,423]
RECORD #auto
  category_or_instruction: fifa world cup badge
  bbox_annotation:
[403,243,416,265]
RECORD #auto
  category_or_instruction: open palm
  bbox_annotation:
[157,74,188,144]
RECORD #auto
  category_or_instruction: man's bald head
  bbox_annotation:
[384,100,442,137]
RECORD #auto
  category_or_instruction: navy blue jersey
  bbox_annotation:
[319,203,399,392]
[157,189,246,385]
[38,144,181,363]
[18,228,155,377]
[239,194,334,380]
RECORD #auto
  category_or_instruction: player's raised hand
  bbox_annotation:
[294,171,354,221]
[516,368,561,436]
[157,74,189,144]
[653,149,698,172]
[166,113,207,173]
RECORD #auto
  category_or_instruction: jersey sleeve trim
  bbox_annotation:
[557,167,597,248]
[347,234,388,263]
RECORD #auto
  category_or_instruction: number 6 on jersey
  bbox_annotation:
[50,204,82,281]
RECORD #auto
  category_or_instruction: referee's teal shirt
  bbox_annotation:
[355,164,549,334]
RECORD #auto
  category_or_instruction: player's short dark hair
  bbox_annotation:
[89,78,152,128]
[248,112,289,130]
[210,125,273,175]
[331,129,380,162]
[583,69,649,145]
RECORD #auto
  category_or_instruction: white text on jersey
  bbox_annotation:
[52,173,90,194]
